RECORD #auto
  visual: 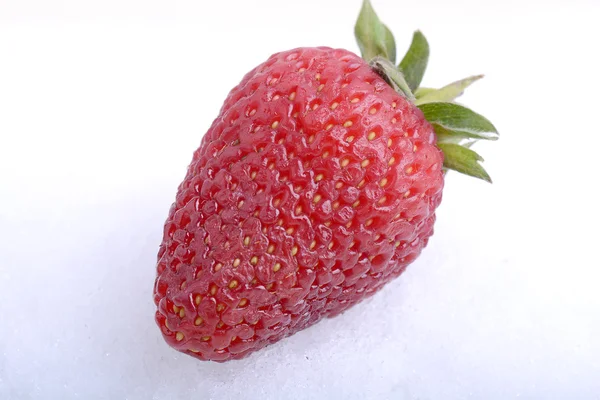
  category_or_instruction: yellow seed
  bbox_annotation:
[388,157,396,166]
[308,135,315,144]
[237,200,244,208]
[271,121,279,129]
[328,242,334,249]
[195,295,202,305]
[249,109,256,116]
[229,280,238,289]
[330,102,339,110]
[244,236,250,246]
[315,73,321,80]
[413,144,418,152]
[268,163,275,170]
[315,173,324,182]
[292,246,298,256]
[365,219,373,227]
[295,205,303,215]
[176,332,184,341]
[352,200,360,208]
[273,95,280,101]
[267,244,275,254]
[312,102,319,110]
[350,241,356,248]
[317,84,325,92]
[333,201,340,209]
[404,190,411,198]
[201,336,211,342]
[343,120,353,128]
[361,159,370,168]
[233,258,241,267]
[286,227,295,235]
[250,256,258,265]
[324,221,332,227]
[378,196,387,205]
[298,67,306,72]
[345,221,352,228]
[368,255,375,261]
[369,107,377,115]
[238,298,248,307]
[313,194,322,203]
[391,118,397,124]
[387,138,392,148]
[289,92,296,101]
[217,303,225,312]
[335,181,343,189]
[179,308,185,318]
[293,112,299,118]
[325,124,333,131]
[351,97,360,103]
[273,263,281,272]
[269,77,278,85]
[210,285,218,295]
[273,198,281,206]
[346,135,355,143]
[310,240,317,249]
[368,132,376,140]
[173,305,180,313]
[342,83,348,88]
[380,178,388,187]
[195,316,203,326]
[405,166,414,174]
[357,179,366,188]
[277,219,284,226]
[341,158,350,167]
[395,241,401,248]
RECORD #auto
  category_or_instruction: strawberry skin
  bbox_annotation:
[154,47,444,361]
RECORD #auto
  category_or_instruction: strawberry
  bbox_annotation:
[153,0,498,362]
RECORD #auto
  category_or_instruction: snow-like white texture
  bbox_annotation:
[1,1,600,399]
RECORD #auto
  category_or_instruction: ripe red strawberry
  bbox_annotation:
[154,0,497,362]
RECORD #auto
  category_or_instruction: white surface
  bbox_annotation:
[1,0,600,399]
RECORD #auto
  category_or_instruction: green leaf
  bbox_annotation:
[418,102,498,141]
[398,31,429,92]
[414,87,437,98]
[354,0,396,62]
[415,75,484,105]
[437,143,492,183]
[369,57,414,101]
[433,123,495,143]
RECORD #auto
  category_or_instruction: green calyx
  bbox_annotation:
[354,0,498,183]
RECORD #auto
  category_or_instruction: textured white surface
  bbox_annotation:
[1,0,600,399]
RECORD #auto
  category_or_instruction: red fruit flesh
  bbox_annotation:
[154,47,444,361]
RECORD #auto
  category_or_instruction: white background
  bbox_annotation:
[1,0,599,399]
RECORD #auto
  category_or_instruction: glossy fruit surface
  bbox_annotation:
[154,47,444,361]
